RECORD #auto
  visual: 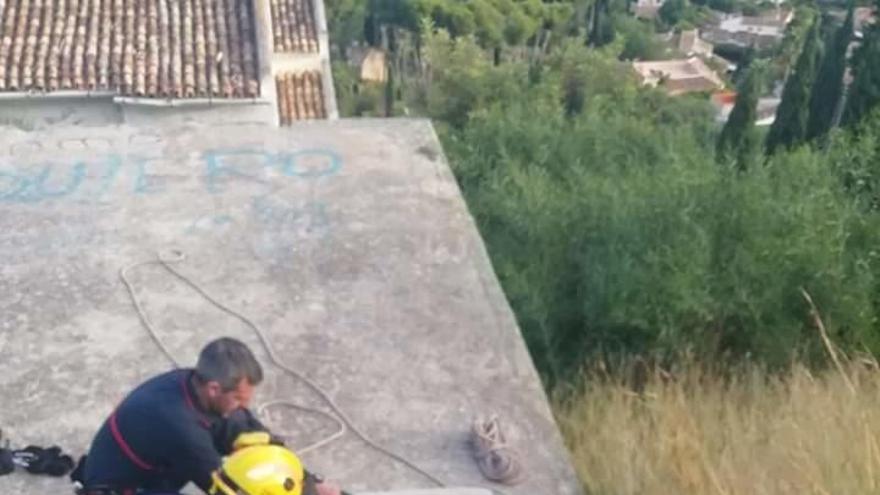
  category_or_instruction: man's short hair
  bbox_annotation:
[195,337,263,391]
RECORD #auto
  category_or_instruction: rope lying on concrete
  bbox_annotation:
[119,250,446,486]
[471,416,524,486]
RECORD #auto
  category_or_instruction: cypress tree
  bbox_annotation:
[806,1,854,140]
[563,68,586,118]
[384,64,395,117]
[718,62,765,169]
[844,0,880,126]
[589,0,615,47]
[732,45,756,86]
[766,18,823,154]
[364,13,380,47]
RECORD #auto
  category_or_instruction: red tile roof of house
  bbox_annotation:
[712,90,737,106]
[270,0,318,53]
[275,70,325,124]
[0,0,261,98]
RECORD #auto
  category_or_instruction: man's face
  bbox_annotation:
[206,378,255,417]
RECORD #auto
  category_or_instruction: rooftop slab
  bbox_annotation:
[362,490,492,495]
[0,119,581,495]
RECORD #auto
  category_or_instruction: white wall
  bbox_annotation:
[0,97,122,129]
[719,17,784,37]
[121,102,277,127]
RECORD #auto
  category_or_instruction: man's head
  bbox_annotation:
[194,337,263,417]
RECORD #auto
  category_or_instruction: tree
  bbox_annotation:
[421,28,497,127]
[806,1,853,141]
[771,6,818,83]
[563,69,586,118]
[504,4,540,46]
[326,0,367,58]
[469,0,505,50]
[617,16,664,60]
[364,13,380,47]
[844,0,880,127]
[732,45,756,86]
[659,0,688,28]
[588,0,616,48]
[718,62,765,168]
[385,64,395,117]
[766,18,822,154]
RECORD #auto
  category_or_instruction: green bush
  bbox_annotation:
[444,71,880,385]
[827,109,880,211]
[616,16,666,61]
[327,3,880,385]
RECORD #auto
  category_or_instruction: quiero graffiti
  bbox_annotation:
[0,148,342,204]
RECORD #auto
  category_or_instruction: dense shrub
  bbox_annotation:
[328,8,880,384]
[443,63,880,384]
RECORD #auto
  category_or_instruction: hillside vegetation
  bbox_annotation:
[327,1,880,493]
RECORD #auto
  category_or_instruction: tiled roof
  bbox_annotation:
[633,57,724,95]
[855,7,877,35]
[0,0,261,98]
[678,30,713,57]
[275,71,325,124]
[680,30,698,50]
[270,0,318,53]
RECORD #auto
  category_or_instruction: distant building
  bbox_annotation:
[677,29,714,57]
[855,7,877,40]
[721,9,794,37]
[712,90,781,126]
[0,0,337,127]
[702,8,794,49]
[345,45,391,84]
[633,57,725,96]
[360,49,388,83]
[634,0,665,20]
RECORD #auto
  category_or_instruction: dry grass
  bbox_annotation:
[553,360,880,495]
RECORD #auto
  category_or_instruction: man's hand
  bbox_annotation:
[231,431,272,451]
[314,480,343,495]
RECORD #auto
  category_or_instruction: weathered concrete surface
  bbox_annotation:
[0,119,581,495]
[362,489,492,495]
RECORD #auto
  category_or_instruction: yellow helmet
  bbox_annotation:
[209,445,305,495]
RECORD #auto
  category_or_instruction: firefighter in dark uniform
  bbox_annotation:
[73,337,339,495]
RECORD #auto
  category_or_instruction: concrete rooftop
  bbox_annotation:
[0,119,581,495]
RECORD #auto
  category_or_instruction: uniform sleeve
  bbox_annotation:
[168,419,223,493]
[214,408,285,455]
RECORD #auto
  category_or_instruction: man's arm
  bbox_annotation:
[168,422,224,493]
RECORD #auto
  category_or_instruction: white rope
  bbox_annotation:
[118,250,446,486]
[471,415,524,486]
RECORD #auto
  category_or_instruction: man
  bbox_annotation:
[76,337,340,495]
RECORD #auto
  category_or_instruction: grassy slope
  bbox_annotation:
[554,361,880,495]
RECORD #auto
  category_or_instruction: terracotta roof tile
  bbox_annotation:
[0,0,261,98]
[270,0,318,53]
[276,70,325,124]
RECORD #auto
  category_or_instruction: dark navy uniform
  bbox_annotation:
[81,369,269,494]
